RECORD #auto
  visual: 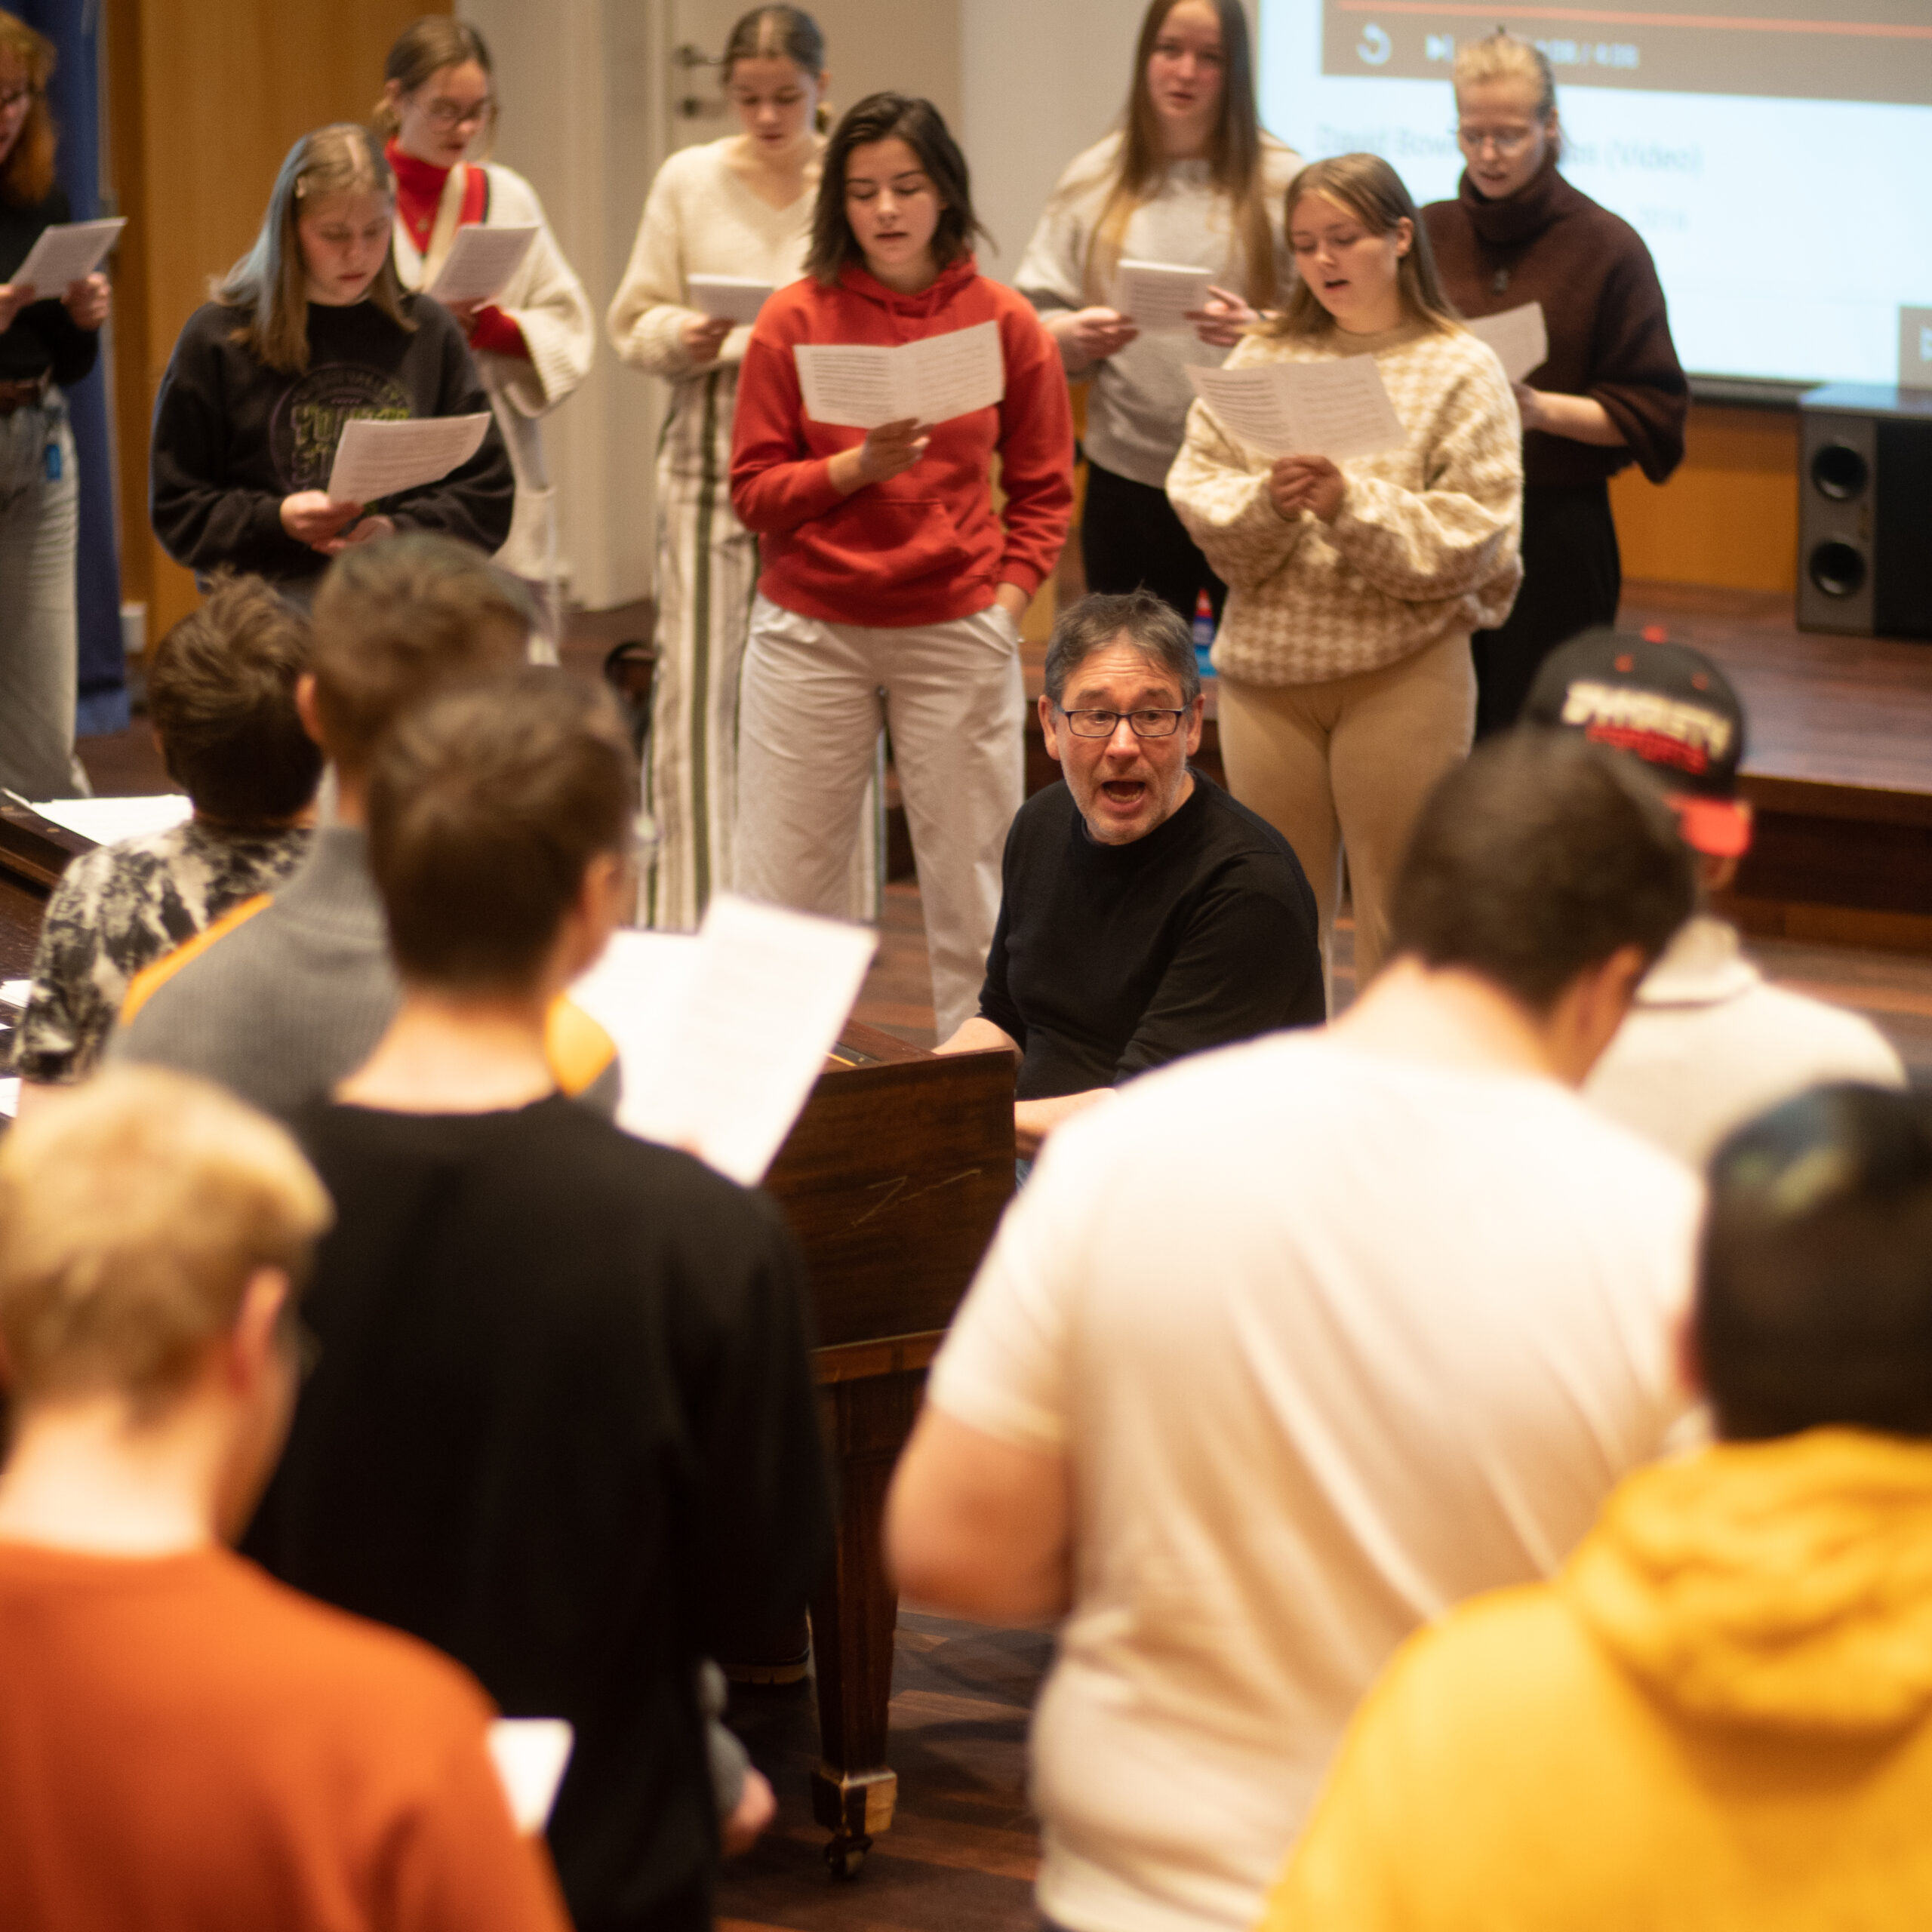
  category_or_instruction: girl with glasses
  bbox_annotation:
[610,7,881,933]
[149,125,514,602]
[1422,31,1687,735]
[1015,0,1298,630]
[0,8,109,799]
[1168,153,1522,995]
[377,17,595,649]
[729,91,1073,1043]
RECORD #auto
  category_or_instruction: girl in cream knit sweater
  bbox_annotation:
[1169,152,1522,993]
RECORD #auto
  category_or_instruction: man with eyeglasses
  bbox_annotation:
[937,589,1322,1157]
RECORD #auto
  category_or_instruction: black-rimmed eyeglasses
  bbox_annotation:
[1057,706,1189,740]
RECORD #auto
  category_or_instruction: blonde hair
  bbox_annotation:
[0,1069,331,1417]
[215,124,412,376]
[1453,30,1562,158]
[1069,0,1278,310]
[374,15,497,154]
[1266,154,1462,340]
[0,9,56,207]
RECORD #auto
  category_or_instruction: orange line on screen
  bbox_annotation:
[1335,2,1932,40]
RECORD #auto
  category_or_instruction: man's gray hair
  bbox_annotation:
[1043,590,1201,710]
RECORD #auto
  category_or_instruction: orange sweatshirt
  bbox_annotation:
[730,254,1073,628]
[0,1542,570,1932]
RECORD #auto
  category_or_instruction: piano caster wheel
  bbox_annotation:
[826,1833,871,1880]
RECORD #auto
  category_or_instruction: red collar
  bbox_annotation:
[385,139,488,253]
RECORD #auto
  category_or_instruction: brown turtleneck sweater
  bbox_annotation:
[1422,158,1687,491]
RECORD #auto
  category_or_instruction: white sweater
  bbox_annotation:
[1014,132,1301,489]
[391,161,595,582]
[1168,320,1524,685]
[607,137,816,383]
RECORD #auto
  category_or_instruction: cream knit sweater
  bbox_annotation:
[1168,320,1524,686]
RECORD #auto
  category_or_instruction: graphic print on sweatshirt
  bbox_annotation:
[270,364,411,492]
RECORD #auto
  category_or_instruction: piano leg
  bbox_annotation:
[810,1361,927,1878]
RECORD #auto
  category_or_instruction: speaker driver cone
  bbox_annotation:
[1810,442,1869,501]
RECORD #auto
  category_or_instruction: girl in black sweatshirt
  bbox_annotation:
[151,122,513,595]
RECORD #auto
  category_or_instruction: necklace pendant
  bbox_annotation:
[1493,268,1510,294]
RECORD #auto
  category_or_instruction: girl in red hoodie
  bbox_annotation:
[731,91,1073,1041]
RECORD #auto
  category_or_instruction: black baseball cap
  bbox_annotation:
[1524,628,1752,858]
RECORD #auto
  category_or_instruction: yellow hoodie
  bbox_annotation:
[1260,1429,1932,1931]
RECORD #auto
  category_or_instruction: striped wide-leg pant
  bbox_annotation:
[645,367,879,931]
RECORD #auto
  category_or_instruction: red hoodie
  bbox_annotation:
[731,255,1073,629]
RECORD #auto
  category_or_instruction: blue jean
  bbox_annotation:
[0,392,87,799]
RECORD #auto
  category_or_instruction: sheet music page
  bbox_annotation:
[1116,259,1216,333]
[1464,302,1548,384]
[426,224,537,305]
[325,413,491,503]
[794,343,901,428]
[903,319,1004,422]
[1277,357,1409,461]
[487,1720,574,1834]
[11,217,125,293]
[1187,364,1300,458]
[569,903,876,1187]
[28,793,192,844]
[688,274,774,324]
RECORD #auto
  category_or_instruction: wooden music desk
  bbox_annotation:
[765,1020,1015,1876]
[0,808,1017,1881]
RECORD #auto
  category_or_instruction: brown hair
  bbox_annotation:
[0,1067,331,1418]
[0,10,56,208]
[374,15,497,152]
[722,5,829,133]
[1388,731,1695,1014]
[215,124,412,376]
[1044,589,1199,710]
[1266,153,1461,340]
[368,669,636,993]
[308,534,534,778]
[808,92,981,285]
[1073,0,1276,309]
[149,575,322,826]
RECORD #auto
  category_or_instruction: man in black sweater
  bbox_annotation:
[940,590,1324,1156]
[243,668,832,1932]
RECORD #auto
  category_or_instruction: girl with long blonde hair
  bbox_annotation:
[151,124,514,601]
[1169,153,1523,995]
[1015,0,1298,626]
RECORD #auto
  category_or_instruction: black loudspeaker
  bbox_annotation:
[1797,383,1932,639]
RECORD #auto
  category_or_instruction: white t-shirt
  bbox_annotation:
[1587,915,1906,1170]
[929,1030,1701,1932]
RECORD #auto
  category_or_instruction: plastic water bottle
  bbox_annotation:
[1191,589,1217,681]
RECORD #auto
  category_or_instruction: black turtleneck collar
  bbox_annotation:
[1456,150,1572,250]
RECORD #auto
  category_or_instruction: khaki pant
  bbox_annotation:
[1217,633,1475,994]
[736,595,1026,1041]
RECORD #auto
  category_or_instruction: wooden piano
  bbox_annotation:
[0,801,1018,1882]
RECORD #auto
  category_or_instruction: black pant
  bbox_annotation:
[1473,480,1622,738]
[1081,457,1228,626]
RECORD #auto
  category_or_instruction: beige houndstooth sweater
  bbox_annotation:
[1168,319,1524,685]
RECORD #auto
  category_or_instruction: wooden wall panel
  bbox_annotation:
[1611,402,1800,596]
[105,0,448,639]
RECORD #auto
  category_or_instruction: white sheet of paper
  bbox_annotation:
[0,979,29,1011]
[11,217,125,294]
[688,273,774,324]
[487,1719,574,1834]
[426,224,537,306]
[795,320,1004,428]
[325,413,491,504]
[29,793,192,844]
[0,1079,17,1120]
[1465,301,1549,384]
[1116,258,1216,333]
[571,897,878,1186]
[1187,357,1407,462]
